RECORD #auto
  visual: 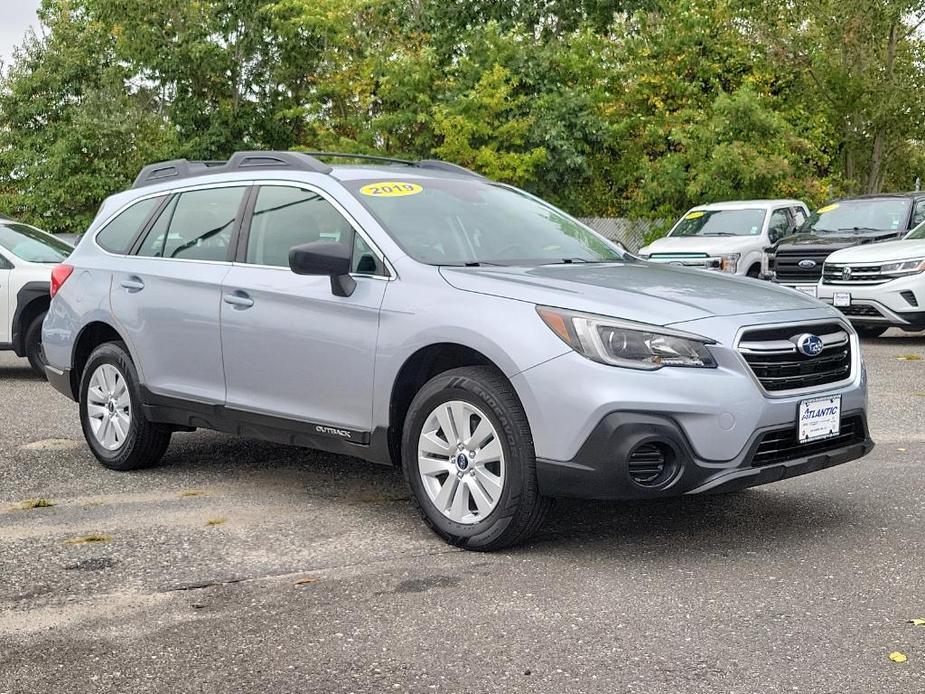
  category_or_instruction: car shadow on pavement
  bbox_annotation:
[529,489,856,557]
[0,364,43,380]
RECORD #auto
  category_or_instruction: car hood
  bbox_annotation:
[776,230,903,250]
[826,238,925,263]
[640,235,761,256]
[439,262,822,326]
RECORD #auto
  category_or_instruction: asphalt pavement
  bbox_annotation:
[1,331,923,693]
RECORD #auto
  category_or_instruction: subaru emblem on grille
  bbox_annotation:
[794,333,824,357]
[798,259,817,269]
[842,266,852,280]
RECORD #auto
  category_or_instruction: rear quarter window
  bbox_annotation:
[96,197,163,254]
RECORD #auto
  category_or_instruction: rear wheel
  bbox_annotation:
[79,342,172,471]
[854,325,888,339]
[24,311,48,378]
[402,366,552,551]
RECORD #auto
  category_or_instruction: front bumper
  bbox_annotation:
[535,409,873,500]
[818,278,925,328]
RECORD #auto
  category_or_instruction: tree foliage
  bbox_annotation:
[3,0,925,233]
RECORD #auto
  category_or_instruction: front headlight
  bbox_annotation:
[881,258,925,276]
[536,306,717,370]
[720,253,739,273]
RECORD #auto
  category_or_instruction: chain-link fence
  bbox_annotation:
[578,218,665,252]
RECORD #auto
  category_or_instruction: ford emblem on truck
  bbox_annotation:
[798,259,817,269]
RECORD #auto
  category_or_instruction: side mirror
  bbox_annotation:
[289,240,356,297]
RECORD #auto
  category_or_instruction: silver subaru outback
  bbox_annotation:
[43,151,873,550]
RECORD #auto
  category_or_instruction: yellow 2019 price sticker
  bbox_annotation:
[359,181,423,197]
[685,210,705,220]
[817,203,839,214]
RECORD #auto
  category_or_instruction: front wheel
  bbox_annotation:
[24,311,48,378]
[79,342,172,471]
[402,366,552,551]
[854,325,888,339]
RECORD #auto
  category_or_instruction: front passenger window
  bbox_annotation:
[768,209,790,240]
[246,186,373,271]
[912,199,925,226]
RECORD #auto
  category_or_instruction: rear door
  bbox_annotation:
[110,184,249,403]
[0,251,11,344]
[219,183,388,433]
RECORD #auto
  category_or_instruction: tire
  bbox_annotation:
[78,342,172,471]
[24,311,48,378]
[746,264,761,278]
[854,325,888,339]
[402,366,552,551]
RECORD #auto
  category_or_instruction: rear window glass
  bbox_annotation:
[96,197,162,254]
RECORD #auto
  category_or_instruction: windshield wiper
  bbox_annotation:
[700,232,736,236]
[837,227,886,233]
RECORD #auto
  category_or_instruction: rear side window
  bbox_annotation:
[136,186,247,261]
[245,186,355,267]
[96,197,162,254]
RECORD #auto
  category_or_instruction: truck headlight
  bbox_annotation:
[720,253,739,273]
[537,306,717,370]
[881,258,925,276]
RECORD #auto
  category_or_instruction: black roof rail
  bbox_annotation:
[415,159,485,179]
[300,151,416,166]
[303,151,484,178]
[131,150,333,189]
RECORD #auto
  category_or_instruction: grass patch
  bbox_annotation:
[67,533,111,545]
[14,498,54,510]
[180,490,204,497]
[205,517,227,526]
[897,354,923,361]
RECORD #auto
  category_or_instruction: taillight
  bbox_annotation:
[50,264,74,299]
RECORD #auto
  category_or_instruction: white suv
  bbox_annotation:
[0,219,74,376]
[639,200,809,277]
[818,221,925,337]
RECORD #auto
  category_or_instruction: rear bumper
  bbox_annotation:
[46,364,76,401]
[536,409,873,500]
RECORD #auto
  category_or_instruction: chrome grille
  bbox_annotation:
[737,322,853,392]
[822,263,890,285]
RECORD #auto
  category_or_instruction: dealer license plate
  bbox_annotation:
[795,285,818,298]
[798,396,841,443]
[833,292,851,307]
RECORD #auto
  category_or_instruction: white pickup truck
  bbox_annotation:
[0,219,74,376]
[638,200,809,277]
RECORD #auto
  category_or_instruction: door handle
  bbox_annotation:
[120,277,145,292]
[223,292,254,309]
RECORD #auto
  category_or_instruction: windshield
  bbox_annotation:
[801,199,910,234]
[0,223,72,263]
[344,178,622,265]
[669,209,766,237]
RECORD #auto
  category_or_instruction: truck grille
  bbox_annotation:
[822,263,890,285]
[774,250,829,282]
[737,322,853,392]
[750,416,865,466]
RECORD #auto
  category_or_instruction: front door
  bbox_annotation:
[110,184,249,403]
[220,184,388,434]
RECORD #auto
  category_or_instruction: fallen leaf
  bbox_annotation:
[896,354,923,361]
[889,651,908,663]
[67,534,111,545]
[13,498,54,510]
[205,517,226,526]
[909,618,925,626]
[897,448,908,453]
[180,490,204,497]
[294,577,318,586]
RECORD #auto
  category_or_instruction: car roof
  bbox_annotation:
[690,199,805,212]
